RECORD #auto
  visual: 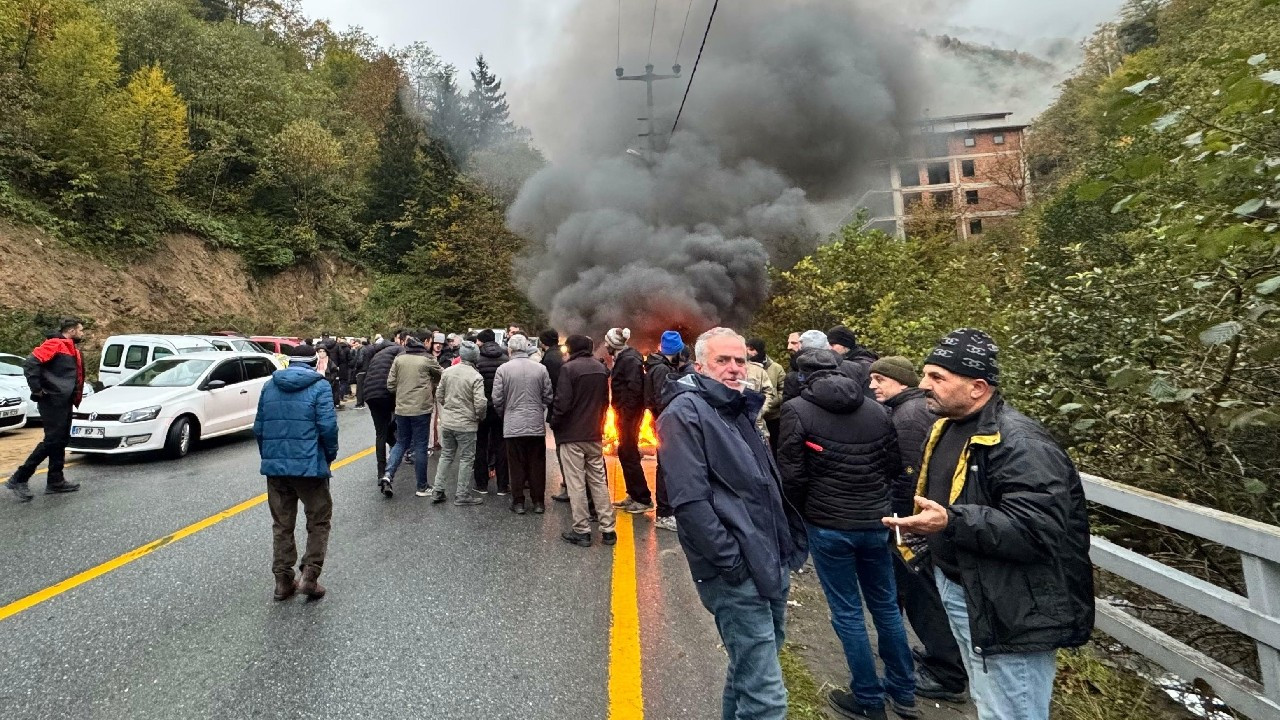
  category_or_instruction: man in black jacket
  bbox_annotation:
[473,329,510,495]
[5,318,86,501]
[885,329,1094,720]
[605,327,651,514]
[777,350,917,719]
[645,330,689,532]
[871,355,969,704]
[551,335,616,547]
[362,336,404,482]
[827,325,878,400]
[538,329,572,502]
[351,339,368,409]
[658,327,808,720]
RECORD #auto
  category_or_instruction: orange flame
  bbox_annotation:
[603,407,659,456]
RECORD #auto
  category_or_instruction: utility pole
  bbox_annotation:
[617,63,681,163]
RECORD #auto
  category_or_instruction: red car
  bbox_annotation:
[251,336,304,355]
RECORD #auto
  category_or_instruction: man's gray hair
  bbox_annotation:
[799,329,830,350]
[694,327,747,364]
[507,333,532,355]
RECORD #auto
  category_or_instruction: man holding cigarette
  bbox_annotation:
[884,329,1094,720]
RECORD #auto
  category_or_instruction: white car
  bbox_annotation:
[189,335,274,354]
[68,351,281,459]
[0,393,25,433]
[0,352,93,425]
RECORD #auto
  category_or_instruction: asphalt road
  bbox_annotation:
[0,411,726,720]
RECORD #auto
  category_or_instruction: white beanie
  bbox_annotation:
[605,327,631,350]
[799,329,830,351]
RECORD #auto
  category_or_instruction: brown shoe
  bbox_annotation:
[298,566,326,600]
[273,573,297,601]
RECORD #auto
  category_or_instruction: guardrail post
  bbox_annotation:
[1242,553,1280,704]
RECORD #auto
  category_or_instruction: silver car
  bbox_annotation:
[0,352,94,425]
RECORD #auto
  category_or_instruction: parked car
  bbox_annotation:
[250,336,304,355]
[69,351,281,459]
[98,335,218,388]
[189,335,272,354]
[0,392,25,433]
[0,351,93,425]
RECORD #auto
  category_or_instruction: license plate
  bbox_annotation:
[72,426,105,438]
[0,409,17,419]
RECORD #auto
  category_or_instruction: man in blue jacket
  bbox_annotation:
[253,346,339,602]
[657,327,808,720]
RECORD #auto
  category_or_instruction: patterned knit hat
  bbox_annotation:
[605,327,631,350]
[923,328,1000,385]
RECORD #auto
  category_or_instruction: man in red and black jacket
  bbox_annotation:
[5,318,86,501]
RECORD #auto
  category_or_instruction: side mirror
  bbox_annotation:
[205,379,227,391]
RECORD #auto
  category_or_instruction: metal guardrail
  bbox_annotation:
[1083,473,1280,719]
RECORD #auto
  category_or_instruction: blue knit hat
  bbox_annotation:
[660,331,685,356]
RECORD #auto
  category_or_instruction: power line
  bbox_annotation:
[670,0,718,135]
[673,0,694,68]
[616,0,622,69]
[645,0,659,64]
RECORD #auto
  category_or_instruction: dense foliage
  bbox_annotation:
[0,0,544,328]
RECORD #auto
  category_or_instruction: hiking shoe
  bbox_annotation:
[601,531,618,546]
[915,668,968,703]
[622,499,654,514]
[5,480,34,502]
[378,476,393,498]
[297,566,326,600]
[612,495,633,508]
[45,480,80,494]
[889,697,920,719]
[561,531,592,547]
[273,574,298,601]
[654,516,678,532]
[532,502,545,514]
[432,491,447,504]
[552,490,571,503]
[511,501,526,515]
[454,495,484,506]
[827,689,887,720]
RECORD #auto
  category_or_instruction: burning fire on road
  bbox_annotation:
[602,407,659,456]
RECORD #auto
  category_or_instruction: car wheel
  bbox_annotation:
[164,417,195,459]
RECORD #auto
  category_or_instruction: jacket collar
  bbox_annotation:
[884,386,927,409]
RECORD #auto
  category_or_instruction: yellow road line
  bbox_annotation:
[2,461,81,483]
[607,455,645,720]
[0,447,374,623]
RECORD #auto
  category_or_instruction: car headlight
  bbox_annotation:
[120,406,162,423]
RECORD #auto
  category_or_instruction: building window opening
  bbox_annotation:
[965,190,979,205]
[962,159,976,177]
[963,136,976,148]
[993,133,1005,145]
[899,164,920,187]
[904,193,922,210]
[969,219,984,235]
[926,162,951,185]
[932,191,953,208]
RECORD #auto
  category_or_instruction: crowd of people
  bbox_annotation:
[1,316,1092,720]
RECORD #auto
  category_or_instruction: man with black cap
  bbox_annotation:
[552,335,616,547]
[827,325,878,399]
[885,329,1094,720]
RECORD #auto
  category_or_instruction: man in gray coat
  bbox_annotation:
[492,334,553,515]
[433,341,488,505]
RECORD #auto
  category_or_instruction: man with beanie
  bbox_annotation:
[827,325,878,399]
[5,318,86,500]
[473,329,510,495]
[432,341,487,505]
[659,327,808,720]
[553,335,617,547]
[493,334,553,514]
[885,329,1094,720]
[380,334,442,498]
[747,338,786,450]
[537,329,572,501]
[784,330,863,403]
[871,355,969,704]
[645,330,691,532]
[253,345,338,601]
[606,327,652,514]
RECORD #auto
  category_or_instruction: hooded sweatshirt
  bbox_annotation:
[254,365,339,478]
[387,338,442,416]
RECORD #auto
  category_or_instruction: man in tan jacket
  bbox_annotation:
[380,334,442,498]
[432,341,487,505]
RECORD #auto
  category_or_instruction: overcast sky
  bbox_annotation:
[300,0,1128,81]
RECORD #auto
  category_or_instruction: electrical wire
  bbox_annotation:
[645,0,658,65]
[616,0,622,69]
[673,0,694,67]
[670,0,718,134]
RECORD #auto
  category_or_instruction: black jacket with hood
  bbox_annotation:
[610,346,645,413]
[883,387,936,485]
[475,340,509,409]
[918,394,1095,656]
[644,351,691,415]
[24,334,85,406]
[541,345,565,396]
[782,348,867,403]
[362,341,404,402]
[657,373,808,601]
[777,350,910,529]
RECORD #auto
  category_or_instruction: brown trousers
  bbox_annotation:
[505,435,547,504]
[267,476,333,579]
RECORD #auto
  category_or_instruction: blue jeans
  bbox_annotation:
[807,525,915,707]
[694,575,789,720]
[385,414,430,490]
[935,568,1057,720]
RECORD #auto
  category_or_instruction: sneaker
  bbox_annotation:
[561,531,592,547]
[378,476,394,498]
[552,489,571,503]
[415,488,430,497]
[532,502,545,514]
[827,689,887,720]
[354,405,366,410]
[510,501,526,515]
[474,487,489,495]
[5,479,34,502]
[432,491,447,504]
[45,480,80,494]
[496,490,509,497]
[654,516,678,532]
[914,668,968,703]
[601,531,618,546]
[612,495,633,508]
[454,495,484,506]
[622,499,654,514]
[889,697,920,719]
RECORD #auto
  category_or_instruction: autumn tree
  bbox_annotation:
[113,64,191,195]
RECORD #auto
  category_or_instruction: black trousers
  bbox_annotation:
[366,396,397,477]
[765,417,781,457]
[893,551,967,692]
[615,406,651,505]
[355,372,367,406]
[13,399,72,484]
[655,461,673,517]
[505,435,546,504]
[474,413,508,492]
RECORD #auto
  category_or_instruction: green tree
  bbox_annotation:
[465,54,511,151]
[113,64,191,195]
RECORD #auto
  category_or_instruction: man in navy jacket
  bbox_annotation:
[254,346,339,601]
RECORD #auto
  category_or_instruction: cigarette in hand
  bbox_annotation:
[892,513,903,545]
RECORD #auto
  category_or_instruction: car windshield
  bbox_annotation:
[177,345,213,354]
[121,359,214,387]
[0,355,22,376]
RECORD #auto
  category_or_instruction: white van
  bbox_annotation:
[188,335,273,354]
[98,335,217,387]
